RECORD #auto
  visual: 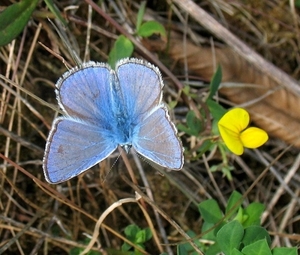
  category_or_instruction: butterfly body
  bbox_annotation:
[43,58,183,184]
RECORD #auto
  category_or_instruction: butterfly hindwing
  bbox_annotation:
[43,118,117,183]
[133,106,184,170]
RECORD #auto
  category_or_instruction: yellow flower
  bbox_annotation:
[218,108,268,155]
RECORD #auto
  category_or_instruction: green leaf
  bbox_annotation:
[136,1,146,31]
[177,243,189,255]
[177,123,190,134]
[242,226,271,247]
[182,85,197,98]
[182,85,190,95]
[209,165,219,172]
[198,199,223,224]
[137,20,166,37]
[177,111,203,136]
[186,111,202,135]
[144,227,152,241]
[197,140,215,156]
[233,207,248,224]
[243,203,265,227]
[106,248,132,255]
[186,230,202,247]
[108,35,134,69]
[136,228,152,243]
[241,239,272,255]
[272,247,297,255]
[136,230,147,244]
[211,119,220,137]
[168,100,178,109]
[0,0,39,46]
[225,191,243,219]
[232,248,245,255]
[221,165,234,181]
[201,221,225,241]
[124,224,140,240]
[177,231,201,255]
[216,220,244,255]
[206,99,226,122]
[122,225,151,252]
[121,242,132,252]
[205,243,222,255]
[207,65,222,100]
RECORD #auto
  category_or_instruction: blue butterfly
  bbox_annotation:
[43,58,184,184]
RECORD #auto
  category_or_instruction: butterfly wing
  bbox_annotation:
[116,58,183,169]
[56,62,113,125]
[44,62,119,183]
[43,118,117,184]
[115,59,163,120]
[133,106,184,170]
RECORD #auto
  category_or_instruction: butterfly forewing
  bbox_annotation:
[116,59,163,120]
[57,62,113,125]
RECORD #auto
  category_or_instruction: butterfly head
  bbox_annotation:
[122,144,132,154]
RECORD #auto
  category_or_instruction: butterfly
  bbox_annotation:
[43,58,184,184]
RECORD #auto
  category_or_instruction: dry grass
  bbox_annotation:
[1,0,300,254]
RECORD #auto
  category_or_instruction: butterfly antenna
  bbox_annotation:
[48,18,83,66]
[101,153,121,183]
